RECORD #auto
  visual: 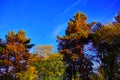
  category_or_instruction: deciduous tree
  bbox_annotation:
[30,45,65,80]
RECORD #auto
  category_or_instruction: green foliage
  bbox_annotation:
[16,66,37,80]
[30,45,65,80]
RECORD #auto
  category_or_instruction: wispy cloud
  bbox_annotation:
[52,23,66,38]
[63,0,83,14]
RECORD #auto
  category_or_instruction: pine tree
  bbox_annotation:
[0,30,34,79]
[91,14,120,80]
[57,12,94,80]
[115,11,120,23]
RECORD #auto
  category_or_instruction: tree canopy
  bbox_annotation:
[0,30,34,80]
[0,11,120,80]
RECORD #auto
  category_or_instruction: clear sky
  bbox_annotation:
[0,0,120,52]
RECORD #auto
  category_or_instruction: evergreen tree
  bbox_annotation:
[57,12,94,80]
[91,14,120,80]
[115,11,120,23]
[0,30,34,79]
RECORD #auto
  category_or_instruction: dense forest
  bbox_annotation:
[0,11,120,80]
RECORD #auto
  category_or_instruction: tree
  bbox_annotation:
[91,14,120,79]
[16,65,37,80]
[0,30,34,79]
[30,45,65,80]
[57,12,94,80]
[115,11,120,23]
[34,45,53,58]
[0,39,6,80]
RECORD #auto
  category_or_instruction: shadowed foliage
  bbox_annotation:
[57,12,94,80]
[0,30,34,80]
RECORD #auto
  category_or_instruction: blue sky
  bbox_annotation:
[0,0,120,52]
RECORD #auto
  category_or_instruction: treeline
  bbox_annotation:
[0,11,120,80]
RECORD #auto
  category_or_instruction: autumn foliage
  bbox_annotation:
[57,12,94,80]
[0,30,34,79]
[0,11,120,80]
